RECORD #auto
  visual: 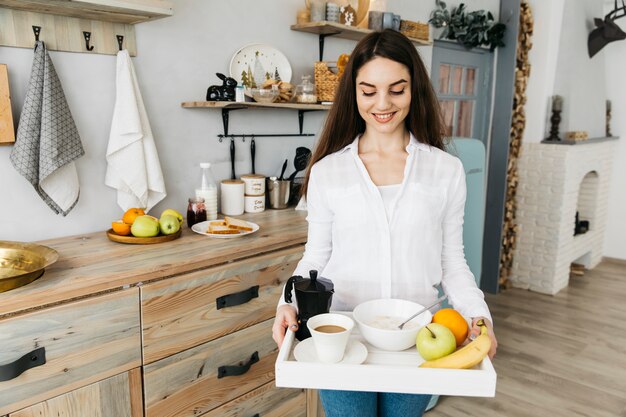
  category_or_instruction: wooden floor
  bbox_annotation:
[428,259,626,417]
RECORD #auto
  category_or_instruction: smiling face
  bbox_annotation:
[355,57,412,136]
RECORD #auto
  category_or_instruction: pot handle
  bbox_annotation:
[284,276,300,303]
[0,347,46,381]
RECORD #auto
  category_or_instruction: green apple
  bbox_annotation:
[159,214,181,235]
[161,208,183,224]
[131,215,160,237]
[416,323,457,361]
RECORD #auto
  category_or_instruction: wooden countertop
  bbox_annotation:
[0,210,307,318]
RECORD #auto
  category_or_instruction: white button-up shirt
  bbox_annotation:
[280,134,492,323]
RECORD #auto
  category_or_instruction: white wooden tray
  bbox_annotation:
[275,312,496,397]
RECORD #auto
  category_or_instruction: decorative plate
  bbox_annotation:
[106,229,182,244]
[191,220,260,239]
[229,44,292,88]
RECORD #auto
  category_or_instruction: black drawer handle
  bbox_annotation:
[217,351,259,379]
[216,285,259,310]
[0,347,46,381]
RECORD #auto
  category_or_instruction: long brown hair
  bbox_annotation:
[301,29,446,197]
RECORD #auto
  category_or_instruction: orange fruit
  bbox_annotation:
[432,308,469,346]
[111,220,131,236]
[122,208,145,224]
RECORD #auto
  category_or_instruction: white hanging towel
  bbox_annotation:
[105,49,166,212]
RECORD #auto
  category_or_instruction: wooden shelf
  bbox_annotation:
[0,0,173,24]
[290,21,432,46]
[181,101,332,111]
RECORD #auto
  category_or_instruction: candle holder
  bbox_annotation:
[545,109,562,142]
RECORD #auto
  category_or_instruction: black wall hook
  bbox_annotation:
[116,35,124,51]
[83,31,94,51]
[32,26,41,42]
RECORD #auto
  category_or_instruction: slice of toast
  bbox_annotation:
[209,220,227,227]
[208,224,240,234]
[224,216,254,232]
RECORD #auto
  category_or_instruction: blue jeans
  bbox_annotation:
[319,390,432,417]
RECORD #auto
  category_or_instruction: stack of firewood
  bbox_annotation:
[499,1,534,289]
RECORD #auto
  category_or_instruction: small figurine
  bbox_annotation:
[206,73,237,101]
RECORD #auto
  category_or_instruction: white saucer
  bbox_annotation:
[293,338,368,364]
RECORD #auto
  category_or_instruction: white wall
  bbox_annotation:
[0,0,441,242]
[603,18,626,260]
[524,0,625,260]
[523,0,564,142]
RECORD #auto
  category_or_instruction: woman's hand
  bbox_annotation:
[272,305,298,349]
[467,317,497,359]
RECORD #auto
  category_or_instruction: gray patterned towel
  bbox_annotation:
[10,41,84,216]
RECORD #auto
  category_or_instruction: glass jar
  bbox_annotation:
[187,197,207,228]
[295,75,317,104]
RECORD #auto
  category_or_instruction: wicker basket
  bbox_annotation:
[399,20,429,41]
[314,61,340,102]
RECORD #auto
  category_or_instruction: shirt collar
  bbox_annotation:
[338,132,432,155]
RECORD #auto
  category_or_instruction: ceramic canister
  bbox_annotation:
[244,194,265,213]
[241,174,266,196]
[220,179,245,216]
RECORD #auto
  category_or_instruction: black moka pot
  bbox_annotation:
[284,270,334,341]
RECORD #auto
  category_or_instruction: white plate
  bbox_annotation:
[294,338,368,365]
[191,220,260,239]
[229,44,292,88]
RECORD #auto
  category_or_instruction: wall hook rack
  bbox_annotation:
[215,107,320,142]
[116,35,124,51]
[83,31,94,51]
[32,25,41,42]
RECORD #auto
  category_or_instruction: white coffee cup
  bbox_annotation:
[307,313,354,363]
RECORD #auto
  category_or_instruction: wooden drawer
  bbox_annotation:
[10,368,143,417]
[202,381,306,417]
[0,289,141,415]
[143,319,277,417]
[141,245,302,364]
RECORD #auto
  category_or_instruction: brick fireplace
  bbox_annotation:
[510,138,617,294]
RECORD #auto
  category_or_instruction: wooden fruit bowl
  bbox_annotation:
[106,229,182,244]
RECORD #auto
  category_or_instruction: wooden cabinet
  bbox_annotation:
[141,245,303,364]
[0,210,311,416]
[9,369,143,417]
[0,289,141,415]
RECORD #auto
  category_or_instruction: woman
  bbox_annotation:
[272,29,497,417]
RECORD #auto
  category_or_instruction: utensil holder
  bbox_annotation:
[267,179,291,209]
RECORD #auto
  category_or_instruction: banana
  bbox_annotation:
[419,320,491,369]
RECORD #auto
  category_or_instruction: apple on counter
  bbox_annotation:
[416,323,457,361]
[131,215,160,237]
[159,214,181,235]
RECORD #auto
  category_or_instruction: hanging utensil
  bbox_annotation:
[278,159,288,181]
[397,294,448,330]
[250,137,256,174]
[287,147,312,182]
[230,138,236,179]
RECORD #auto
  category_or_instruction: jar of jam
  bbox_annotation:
[187,197,207,228]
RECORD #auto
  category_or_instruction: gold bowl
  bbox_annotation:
[0,241,59,293]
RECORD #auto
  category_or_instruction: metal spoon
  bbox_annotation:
[397,294,448,330]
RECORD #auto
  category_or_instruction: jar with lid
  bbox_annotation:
[187,197,207,228]
[295,75,317,104]
[195,162,218,220]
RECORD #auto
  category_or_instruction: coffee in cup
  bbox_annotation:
[307,313,354,363]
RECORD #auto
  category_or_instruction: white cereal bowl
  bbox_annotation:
[352,298,433,351]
